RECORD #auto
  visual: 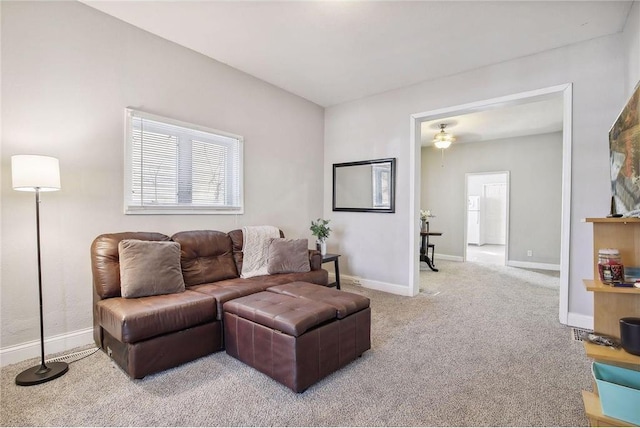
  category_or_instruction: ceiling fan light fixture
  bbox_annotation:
[432,123,454,149]
[434,139,452,149]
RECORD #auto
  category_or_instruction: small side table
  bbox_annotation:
[321,253,341,290]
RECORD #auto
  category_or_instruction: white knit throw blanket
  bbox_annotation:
[240,225,280,278]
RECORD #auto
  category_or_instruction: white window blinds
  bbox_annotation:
[125,109,243,214]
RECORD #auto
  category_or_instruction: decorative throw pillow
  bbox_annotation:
[267,238,310,274]
[118,239,185,298]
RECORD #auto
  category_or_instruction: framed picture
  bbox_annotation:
[610,81,640,217]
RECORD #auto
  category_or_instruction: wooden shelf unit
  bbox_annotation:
[582,218,640,427]
[584,217,640,287]
[582,391,635,427]
[583,341,640,371]
[584,279,640,294]
[582,279,640,339]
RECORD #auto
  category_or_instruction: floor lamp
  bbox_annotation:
[11,155,69,386]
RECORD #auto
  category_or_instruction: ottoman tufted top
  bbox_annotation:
[223,291,336,337]
[267,282,370,319]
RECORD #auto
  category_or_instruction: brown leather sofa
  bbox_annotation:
[91,229,328,379]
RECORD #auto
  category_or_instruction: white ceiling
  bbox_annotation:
[420,96,564,146]
[82,1,632,108]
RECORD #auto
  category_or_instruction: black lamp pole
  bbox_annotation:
[15,188,69,386]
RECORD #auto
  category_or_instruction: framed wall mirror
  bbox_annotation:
[333,158,396,213]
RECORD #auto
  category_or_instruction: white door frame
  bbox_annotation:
[464,171,510,264]
[409,83,572,325]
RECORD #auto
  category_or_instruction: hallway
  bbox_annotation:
[466,244,505,265]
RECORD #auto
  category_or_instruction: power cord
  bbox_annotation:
[45,347,99,365]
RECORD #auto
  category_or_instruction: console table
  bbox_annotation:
[420,231,442,272]
[321,253,341,290]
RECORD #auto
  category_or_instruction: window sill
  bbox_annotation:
[124,207,244,215]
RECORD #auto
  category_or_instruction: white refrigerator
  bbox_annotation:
[467,195,483,245]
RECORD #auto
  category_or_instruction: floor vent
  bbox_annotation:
[45,347,99,364]
[571,327,593,342]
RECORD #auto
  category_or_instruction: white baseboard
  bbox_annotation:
[0,327,94,367]
[507,260,561,271]
[427,256,560,270]
[434,254,464,262]
[341,274,412,297]
[566,312,594,330]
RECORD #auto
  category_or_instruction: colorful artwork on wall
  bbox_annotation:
[610,82,640,217]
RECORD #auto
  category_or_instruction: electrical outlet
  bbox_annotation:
[527,250,533,257]
[351,277,361,285]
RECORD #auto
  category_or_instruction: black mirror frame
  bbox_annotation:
[332,157,396,213]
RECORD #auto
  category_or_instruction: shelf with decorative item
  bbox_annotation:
[583,218,640,282]
[583,341,640,371]
[583,278,640,340]
[584,217,640,224]
[584,279,640,294]
[582,218,640,339]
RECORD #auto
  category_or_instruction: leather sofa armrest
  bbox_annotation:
[309,250,322,271]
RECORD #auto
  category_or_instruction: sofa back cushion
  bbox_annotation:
[118,239,185,298]
[91,232,172,299]
[171,230,238,286]
[267,238,311,274]
[228,228,284,274]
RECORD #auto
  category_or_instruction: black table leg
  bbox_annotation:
[420,254,439,272]
[420,233,438,272]
[334,259,341,290]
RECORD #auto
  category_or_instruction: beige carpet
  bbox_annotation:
[1,261,592,426]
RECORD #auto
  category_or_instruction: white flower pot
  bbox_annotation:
[317,239,327,255]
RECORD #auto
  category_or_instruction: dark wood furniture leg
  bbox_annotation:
[322,253,342,289]
[420,231,438,272]
[333,258,341,290]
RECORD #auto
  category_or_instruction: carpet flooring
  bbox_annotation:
[0,261,592,426]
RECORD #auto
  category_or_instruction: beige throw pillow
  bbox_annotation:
[118,239,185,298]
[267,238,311,274]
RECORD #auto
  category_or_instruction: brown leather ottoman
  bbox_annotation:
[267,281,371,363]
[223,286,370,392]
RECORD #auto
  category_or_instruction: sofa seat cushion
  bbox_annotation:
[97,290,216,343]
[223,291,336,337]
[189,279,269,320]
[267,282,370,319]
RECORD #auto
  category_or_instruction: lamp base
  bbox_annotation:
[15,361,68,386]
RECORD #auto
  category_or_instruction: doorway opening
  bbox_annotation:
[409,83,572,325]
[465,172,509,267]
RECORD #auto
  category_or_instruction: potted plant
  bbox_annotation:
[420,209,432,233]
[310,218,331,255]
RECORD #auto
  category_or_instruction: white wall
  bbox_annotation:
[0,2,324,353]
[421,133,562,266]
[623,1,640,94]
[325,34,627,319]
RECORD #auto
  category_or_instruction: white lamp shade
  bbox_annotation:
[12,155,61,192]
[434,140,452,149]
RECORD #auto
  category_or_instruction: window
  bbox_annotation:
[124,109,243,214]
